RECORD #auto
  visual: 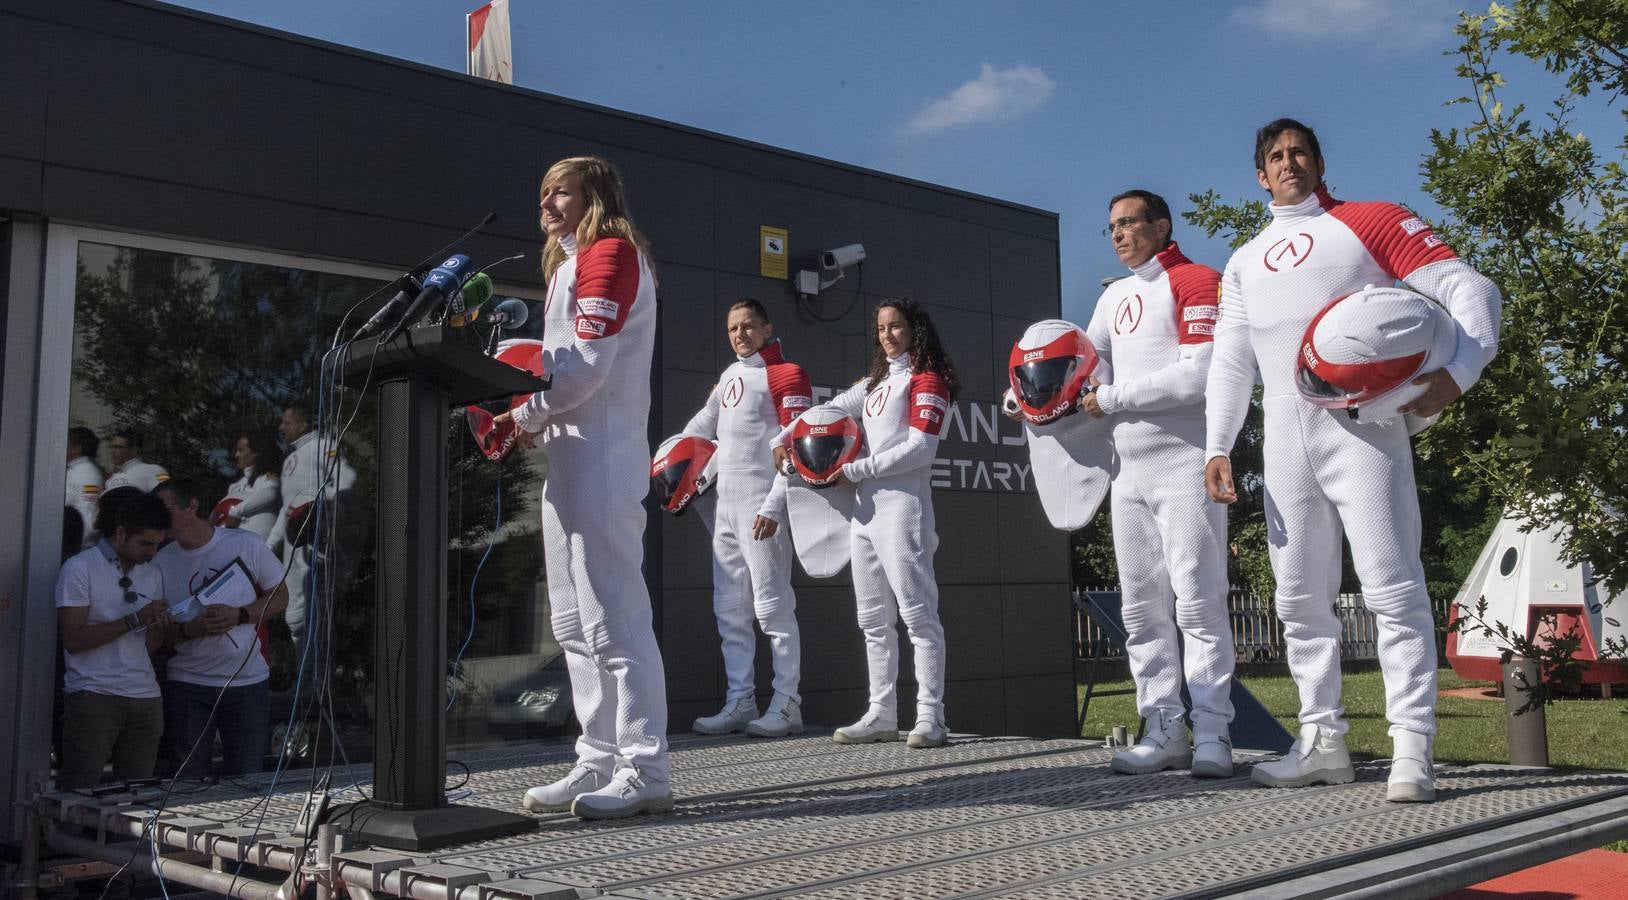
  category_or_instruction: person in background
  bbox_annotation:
[103,429,169,493]
[219,431,283,541]
[66,426,104,548]
[55,493,172,790]
[684,298,812,739]
[154,478,287,777]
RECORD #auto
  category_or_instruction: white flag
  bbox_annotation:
[467,0,512,84]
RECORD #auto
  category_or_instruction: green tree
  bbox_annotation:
[1421,2,1627,597]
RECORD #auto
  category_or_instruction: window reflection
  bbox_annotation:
[63,240,554,783]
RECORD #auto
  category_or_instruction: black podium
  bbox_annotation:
[336,324,545,850]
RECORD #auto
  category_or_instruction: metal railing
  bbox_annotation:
[1074,588,1431,663]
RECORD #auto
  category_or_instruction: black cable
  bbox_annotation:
[798,262,865,323]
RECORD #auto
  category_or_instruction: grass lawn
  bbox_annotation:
[1077,669,1628,771]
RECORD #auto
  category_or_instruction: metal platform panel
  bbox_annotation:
[35,732,1628,899]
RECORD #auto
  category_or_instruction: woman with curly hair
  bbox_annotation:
[788,297,958,749]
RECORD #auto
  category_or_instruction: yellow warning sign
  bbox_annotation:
[759,226,788,279]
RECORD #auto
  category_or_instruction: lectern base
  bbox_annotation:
[340,801,536,851]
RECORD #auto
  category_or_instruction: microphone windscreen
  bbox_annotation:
[493,297,530,329]
[448,273,494,327]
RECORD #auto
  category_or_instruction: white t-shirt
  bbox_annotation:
[154,526,285,687]
[54,542,163,698]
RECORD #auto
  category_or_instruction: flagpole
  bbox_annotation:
[464,11,472,76]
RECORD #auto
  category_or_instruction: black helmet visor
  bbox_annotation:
[795,434,852,478]
[1013,357,1079,409]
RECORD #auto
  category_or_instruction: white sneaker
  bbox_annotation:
[1110,710,1192,775]
[570,769,674,820]
[1252,723,1355,788]
[522,765,609,813]
[1386,729,1436,802]
[744,694,804,738]
[906,718,947,749]
[692,698,758,735]
[1191,728,1234,778]
[832,712,898,744]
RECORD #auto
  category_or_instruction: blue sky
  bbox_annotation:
[166,0,1613,324]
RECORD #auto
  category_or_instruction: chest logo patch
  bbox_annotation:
[1264,233,1315,272]
[1114,294,1144,335]
[721,376,745,409]
[865,385,892,417]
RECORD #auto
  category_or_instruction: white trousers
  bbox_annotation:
[1263,398,1437,737]
[1113,447,1235,730]
[711,470,801,703]
[541,432,671,783]
[850,474,945,725]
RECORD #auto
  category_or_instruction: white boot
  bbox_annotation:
[1191,725,1234,778]
[906,717,947,750]
[832,712,898,744]
[692,698,758,735]
[1110,710,1192,775]
[1251,723,1355,788]
[744,694,804,738]
[1386,729,1436,802]
[521,764,609,813]
[570,769,674,820]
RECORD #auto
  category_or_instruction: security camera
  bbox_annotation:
[820,244,866,271]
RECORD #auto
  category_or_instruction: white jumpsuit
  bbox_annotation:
[1086,242,1234,732]
[512,234,670,784]
[66,455,104,546]
[824,354,950,726]
[1206,187,1501,737]
[683,340,811,704]
[267,431,357,649]
[225,466,281,541]
[104,457,169,493]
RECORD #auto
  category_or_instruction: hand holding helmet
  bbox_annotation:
[650,434,717,516]
[467,339,547,461]
[1295,284,1457,433]
[789,407,864,488]
[1008,320,1100,425]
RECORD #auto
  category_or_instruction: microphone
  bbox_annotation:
[380,254,473,343]
[350,274,424,341]
[487,298,529,329]
[446,273,494,327]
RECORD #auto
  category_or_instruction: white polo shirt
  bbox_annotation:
[55,542,163,698]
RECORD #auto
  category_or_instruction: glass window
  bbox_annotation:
[63,238,556,779]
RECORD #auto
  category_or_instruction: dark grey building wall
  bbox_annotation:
[0,0,1072,745]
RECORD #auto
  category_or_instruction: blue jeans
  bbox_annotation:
[164,679,271,777]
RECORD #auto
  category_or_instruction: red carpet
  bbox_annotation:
[1436,849,1628,898]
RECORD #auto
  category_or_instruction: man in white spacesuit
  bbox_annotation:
[684,299,812,738]
[1205,118,1501,801]
[103,430,169,493]
[1084,189,1236,777]
[267,403,356,665]
[66,427,104,548]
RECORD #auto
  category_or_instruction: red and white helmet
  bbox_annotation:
[1008,320,1099,424]
[209,497,241,527]
[790,407,863,488]
[650,434,717,516]
[465,339,548,462]
[1296,284,1457,427]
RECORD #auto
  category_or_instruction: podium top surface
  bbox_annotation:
[337,325,547,405]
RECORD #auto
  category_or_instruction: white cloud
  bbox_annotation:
[906,63,1056,135]
[1230,0,1449,44]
